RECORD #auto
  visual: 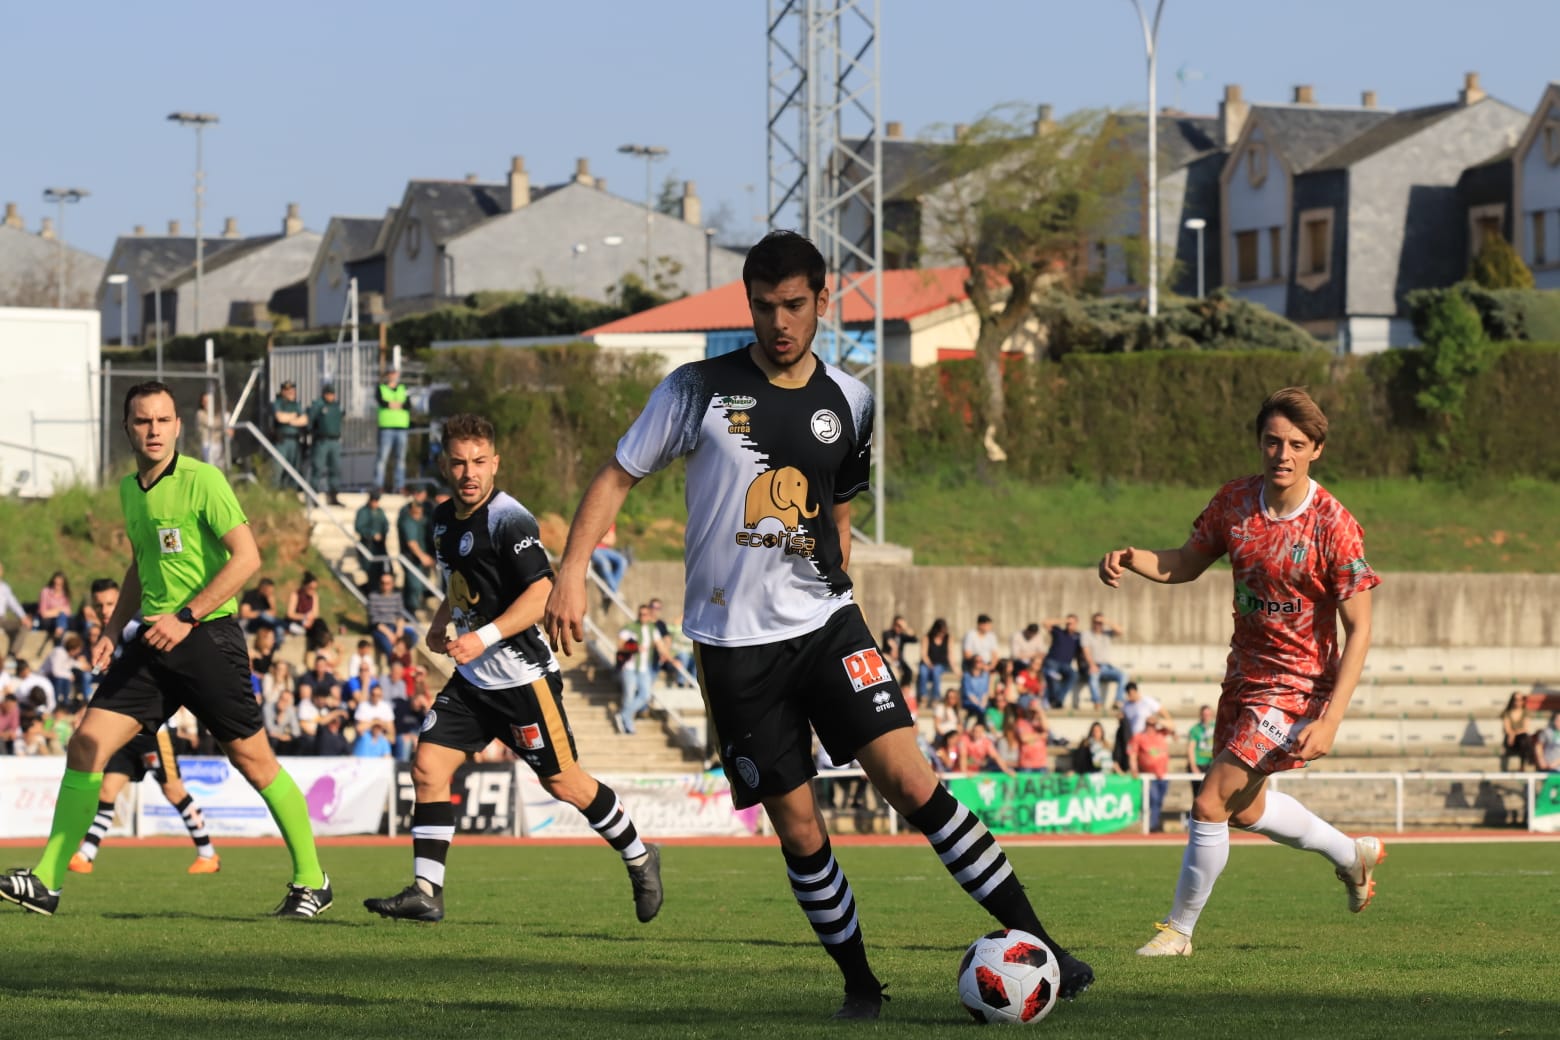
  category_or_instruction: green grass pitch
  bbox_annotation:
[1,841,1554,1038]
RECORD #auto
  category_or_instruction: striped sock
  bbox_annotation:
[582,783,648,862]
[908,784,1058,950]
[411,801,455,896]
[174,795,216,858]
[784,839,879,994]
[78,800,115,863]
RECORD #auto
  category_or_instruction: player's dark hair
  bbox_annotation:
[742,230,827,293]
[441,413,497,451]
[89,577,119,596]
[122,380,176,423]
[1255,386,1328,446]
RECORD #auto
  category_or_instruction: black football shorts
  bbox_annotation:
[91,616,264,744]
[420,671,579,778]
[105,728,180,784]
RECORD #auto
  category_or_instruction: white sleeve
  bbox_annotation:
[615,364,705,478]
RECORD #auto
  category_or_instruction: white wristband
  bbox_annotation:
[475,623,502,649]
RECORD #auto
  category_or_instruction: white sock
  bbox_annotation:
[1247,790,1355,869]
[1166,820,1229,936]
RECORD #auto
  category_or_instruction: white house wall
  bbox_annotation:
[387,197,439,301]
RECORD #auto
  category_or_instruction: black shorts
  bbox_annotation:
[91,616,263,744]
[105,728,180,785]
[421,671,578,778]
[696,604,915,810]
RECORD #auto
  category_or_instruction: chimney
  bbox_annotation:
[507,156,530,211]
[1293,84,1316,105]
[1034,103,1055,135]
[464,172,479,183]
[1361,90,1378,109]
[2,202,21,229]
[39,217,55,240]
[283,202,303,236]
[885,120,903,140]
[681,180,702,226]
[573,157,595,187]
[222,216,240,238]
[1460,71,1486,106]
[1219,84,1249,146]
[953,123,969,141]
[168,219,182,235]
[133,224,145,236]
[595,177,607,192]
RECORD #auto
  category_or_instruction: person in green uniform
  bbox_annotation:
[271,380,308,489]
[397,488,435,614]
[0,381,332,918]
[1186,703,1216,802]
[376,368,410,494]
[308,383,345,505]
[355,488,390,587]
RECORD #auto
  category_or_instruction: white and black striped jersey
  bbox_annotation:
[616,347,872,647]
[432,490,560,690]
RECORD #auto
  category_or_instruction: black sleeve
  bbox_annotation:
[495,510,554,594]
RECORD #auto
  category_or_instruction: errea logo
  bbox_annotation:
[872,689,896,713]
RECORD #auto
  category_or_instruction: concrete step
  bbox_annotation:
[1112,644,1560,685]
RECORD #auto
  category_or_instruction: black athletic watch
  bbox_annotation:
[176,606,200,628]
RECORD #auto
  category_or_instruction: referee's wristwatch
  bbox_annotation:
[176,606,201,628]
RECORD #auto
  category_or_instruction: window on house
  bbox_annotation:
[1235,230,1259,283]
[1304,219,1327,275]
[1534,211,1549,266]
[1268,226,1284,280]
[1474,214,1503,255]
[1246,141,1268,188]
[1545,121,1560,166]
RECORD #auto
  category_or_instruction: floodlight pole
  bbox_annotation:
[168,112,219,333]
[1129,0,1166,317]
[42,187,89,308]
[619,143,668,282]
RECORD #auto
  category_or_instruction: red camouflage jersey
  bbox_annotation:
[1189,475,1380,697]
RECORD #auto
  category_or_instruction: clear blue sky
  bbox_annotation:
[4,0,1553,260]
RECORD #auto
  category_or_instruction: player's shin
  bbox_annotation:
[35,770,105,890]
[1166,820,1230,936]
[258,769,325,888]
[581,783,648,862]
[77,799,116,864]
[411,801,456,895]
[784,838,879,996]
[1245,789,1355,868]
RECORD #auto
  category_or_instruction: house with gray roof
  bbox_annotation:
[1511,82,1560,289]
[307,211,395,328]
[151,205,320,335]
[97,219,243,344]
[0,203,104,310]
[1221,74,1525,351]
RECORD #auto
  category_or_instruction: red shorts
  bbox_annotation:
[1214,679,1329,775]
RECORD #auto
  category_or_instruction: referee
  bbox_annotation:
[0,381,331,918]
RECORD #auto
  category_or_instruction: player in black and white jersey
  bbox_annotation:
[364,413,662,925]
[545,231,1094,1020]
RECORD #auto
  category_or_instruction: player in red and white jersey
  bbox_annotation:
[546,231,1093,1020]
[1098,387,1385,957]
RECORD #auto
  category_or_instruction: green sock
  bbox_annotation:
[258,769,326,888]
[36,769,105,890]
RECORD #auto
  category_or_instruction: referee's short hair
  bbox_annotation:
[742,230,826,294]
[123,380,176,422]
[440,413,497,451]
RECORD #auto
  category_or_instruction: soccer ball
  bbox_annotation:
[957,928,1061,1025]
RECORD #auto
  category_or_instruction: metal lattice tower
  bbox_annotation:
[766,0,886,543]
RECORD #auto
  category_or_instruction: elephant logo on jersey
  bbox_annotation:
[447,571,482,616]
[744,467,818,532]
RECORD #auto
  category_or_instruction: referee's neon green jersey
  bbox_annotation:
[120,452,247,619]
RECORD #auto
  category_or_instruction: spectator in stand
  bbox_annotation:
[344,662,383,710]
[0,561,32,652]
[239,577,289,642]
[266,689,302,754]
[956,719,1014,776]
[984,678,1013,737]
[881,615,918,691]
[354,719,394,758]
[1119,681,1164,738]
[295,689,320,754]
[962,614,1000,672]
[960,655,992,724]
[1536,711,1560,773]
[616,604,671,735]
[45,705,77,754]
[590,521,629,597]
[390,631,419,675]
[1186,704,1216,801]
[0,692,20,753]
[17,715,52,755]
[249,626,278,679]
[647,598,678,685]
[287,571,333,652]
[1130,712,1175,832]
[296,654,338,704]
[665,615,696,689]
[37,571,72,639]
[262,660,294,708]
[1011,699,1051,773]
[366,572,418,662]
[14,658,53,716]
[307,383,345,505]
[346,639,378,679]
[381,659,409,704]
[355,490,391,586]
[932,730,960,773]
[397,490,437,615]
[1080,612,1130,713]
[1072,721,1115,775]
[1500,693,1534,772]
[393,686,430,762]
[315,712,351,756]
[42,634,86,710]
[1009,623,1046,680]
[933,687,963,744]
[918,618,953,707]
[375,368,411,495]
[1038,614,1083,710]
[354,683,396,735]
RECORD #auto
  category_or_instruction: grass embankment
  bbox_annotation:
[0,483,355,628]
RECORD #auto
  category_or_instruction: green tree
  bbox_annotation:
[1414,289,1494,474]
[1468,234,1535,289]
[914,105,1133,460]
